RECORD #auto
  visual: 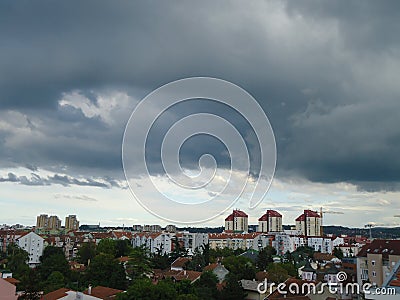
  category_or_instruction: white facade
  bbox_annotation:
[17,232,44,267]
[272,233,295,255]
[177,232,208,255]
[132,232,171,254]
[307,237,333,254]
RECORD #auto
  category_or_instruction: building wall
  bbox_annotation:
[225,220,233,231]
[17,232,44,267]
[367,253,383,286]
[0,278,17,300]
[65,215,79,231]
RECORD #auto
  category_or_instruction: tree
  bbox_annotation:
[219,273,247,300]
[116,239,133,257]
[18,268,41,300]
[126,246,152,279]
[256,246,276,271]
[333,247,344,259]
[38,247,70,281]
[223,256,256,280]
[267,263,289,283]
[117,278,153,300]
[169,237,188,263]
[118,278,177,300]
[194,271,218,300]
[43,271,65,293]
[6,244,29,279]
[280,262,297,277]
[86,253,127,290]
[186,248,205,271]
[96,238,117,256]
[78,242,96,265]
[201,244,210,265]
[151,250,170,270]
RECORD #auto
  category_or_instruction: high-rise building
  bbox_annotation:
[295,210,321,236]
[48,215,61,230]
[36,214,49,228]
[224,210,248,233]
[258,210,283,233]
[65,215,79,231]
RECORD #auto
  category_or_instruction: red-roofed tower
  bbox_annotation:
[224,210,248,233]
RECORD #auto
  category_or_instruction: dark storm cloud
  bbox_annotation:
[0,1,399,191]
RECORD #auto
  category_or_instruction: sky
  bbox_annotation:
[1,0,400,227]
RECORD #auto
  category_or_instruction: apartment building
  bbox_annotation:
[132,232,172,254]
[258,210,283,233]
[175,232,208,254]
[295,210,321,236]
[36,214,49,228]
[224,209,248,233]
[65,215,79,231]
[48,215,62,230]
[143,225,162,232]
[357,240,400,287]
[307,237,334,254]
[16,231,44,267]
[208,232,271,250]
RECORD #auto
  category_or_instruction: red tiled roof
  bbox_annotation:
[83,286,123,299]
[112,231,133,239]
[209,232,262,240]
[357,240,400,258]
[296,210,320,221]
[4,277,20,285]
[390,268,400,287]
[313,253,335,261]
[118,256,129,263]
[41,288,70,300]
[91,232,113,239]
[259,209,282,221]
[255,271,269,281]
[203,263,218,271]
[171,257,191,268]
[173,270,202,282]
[225,209,248,221]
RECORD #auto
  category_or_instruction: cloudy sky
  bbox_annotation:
[1,0,400,227]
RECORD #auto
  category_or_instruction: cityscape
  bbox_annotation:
[1,209,400,299]
[1,1,400,300]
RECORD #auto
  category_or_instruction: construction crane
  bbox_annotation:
[319,207,345,236]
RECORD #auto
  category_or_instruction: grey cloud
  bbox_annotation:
[0,1,399,191]
[54,194,98,202]
[0,172,123,189]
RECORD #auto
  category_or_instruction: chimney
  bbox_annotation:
[88,285,92,295]
[184,270,187,276]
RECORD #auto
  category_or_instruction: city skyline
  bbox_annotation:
[1,1,400,228]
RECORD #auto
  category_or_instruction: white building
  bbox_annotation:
[132,232,171,254]
[295,210,321,236]
[272,233,295,255]
[258,210,283,233]
[175,232,208,255]
[224,210,248,233]
[208,232,270,250]
[307,237,333,254]
[17,231,44,267]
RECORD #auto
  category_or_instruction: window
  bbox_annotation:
[371,260,376,266]
[372,271,376,277]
